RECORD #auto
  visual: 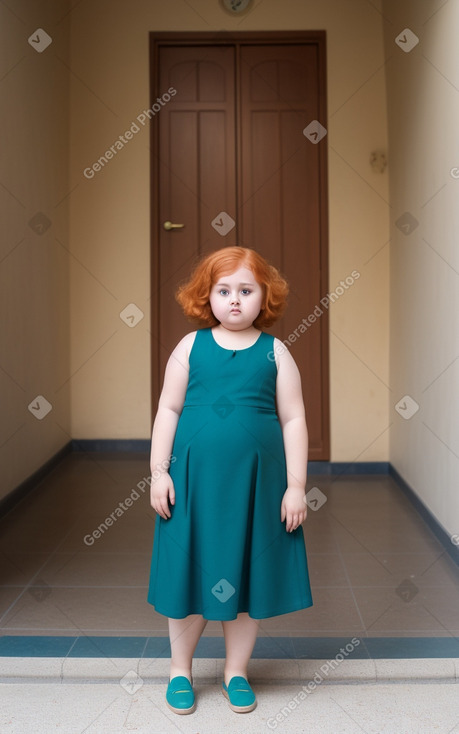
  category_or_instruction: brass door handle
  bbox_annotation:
[163,221,185,231]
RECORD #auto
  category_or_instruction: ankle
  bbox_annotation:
[224,669,248,686]
[169,665,192,682]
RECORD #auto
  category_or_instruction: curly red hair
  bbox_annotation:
[175,246,289,328]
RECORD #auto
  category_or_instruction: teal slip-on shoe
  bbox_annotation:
[166,675,196,714]
[222,676,257,713]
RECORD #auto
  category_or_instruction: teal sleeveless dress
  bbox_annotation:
[147,327,313,620]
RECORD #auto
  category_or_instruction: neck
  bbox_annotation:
[215,323,257,334]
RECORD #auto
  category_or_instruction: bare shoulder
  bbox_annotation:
[273,337,295,367]
[273,337,301,378]
[171,330,198,363]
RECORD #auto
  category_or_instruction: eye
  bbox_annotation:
[219,288,229,296]
[241,289,251,295]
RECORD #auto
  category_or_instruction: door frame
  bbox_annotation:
[149,31,329,460]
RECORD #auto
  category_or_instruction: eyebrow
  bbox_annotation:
[215,282,255,286]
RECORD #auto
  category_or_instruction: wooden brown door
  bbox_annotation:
[150,32,329,460]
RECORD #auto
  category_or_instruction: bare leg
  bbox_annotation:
[168,614,208,683]
[221,613,260,686]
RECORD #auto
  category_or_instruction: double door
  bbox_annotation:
[150,32,329,459]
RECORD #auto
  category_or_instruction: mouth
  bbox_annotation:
[230,309,241,314]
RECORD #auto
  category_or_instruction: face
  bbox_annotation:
[209,265,264,331]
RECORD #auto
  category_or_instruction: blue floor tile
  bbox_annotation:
[1,635,458,658]
[292,637,368,659]
[69,636,148,658]
[0,636,77,657]
[362,636,459,658]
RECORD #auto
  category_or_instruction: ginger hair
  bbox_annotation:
[175,246,289,328]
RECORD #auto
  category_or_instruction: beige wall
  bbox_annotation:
[0,1,71,501]
[383,0,459,538]
[2,0,392,500]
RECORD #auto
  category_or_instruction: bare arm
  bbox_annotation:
[149,331,196,518]
[274,339,309,531]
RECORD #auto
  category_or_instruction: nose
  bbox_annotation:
[230,291,240,305]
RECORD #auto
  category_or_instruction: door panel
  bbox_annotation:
[239,44,326,455]
[156,46,237,372]
[151,33,329,459]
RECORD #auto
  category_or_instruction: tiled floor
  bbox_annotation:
[1,452,459,657]
[3,678,459,734]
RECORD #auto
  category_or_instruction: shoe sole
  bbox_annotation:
[166,699,196,715]
[222,685,257,713]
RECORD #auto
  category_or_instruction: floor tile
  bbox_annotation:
[37,552,152,587]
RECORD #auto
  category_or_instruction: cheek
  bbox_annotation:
[209,294,221,311]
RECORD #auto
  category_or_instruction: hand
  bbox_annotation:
[150,472,175,520]
[280,487,307,532]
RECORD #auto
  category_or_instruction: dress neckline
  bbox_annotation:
[209,327,263,352]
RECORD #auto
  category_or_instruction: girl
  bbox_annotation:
[148,246,313,715]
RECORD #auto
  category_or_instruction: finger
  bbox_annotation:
[153,502,163,518]
[154,504,164,519]
[155,506,166,520]
[168,478,175,504]
[160,499,171,519]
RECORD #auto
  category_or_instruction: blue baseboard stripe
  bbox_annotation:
[1,635,458,659]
